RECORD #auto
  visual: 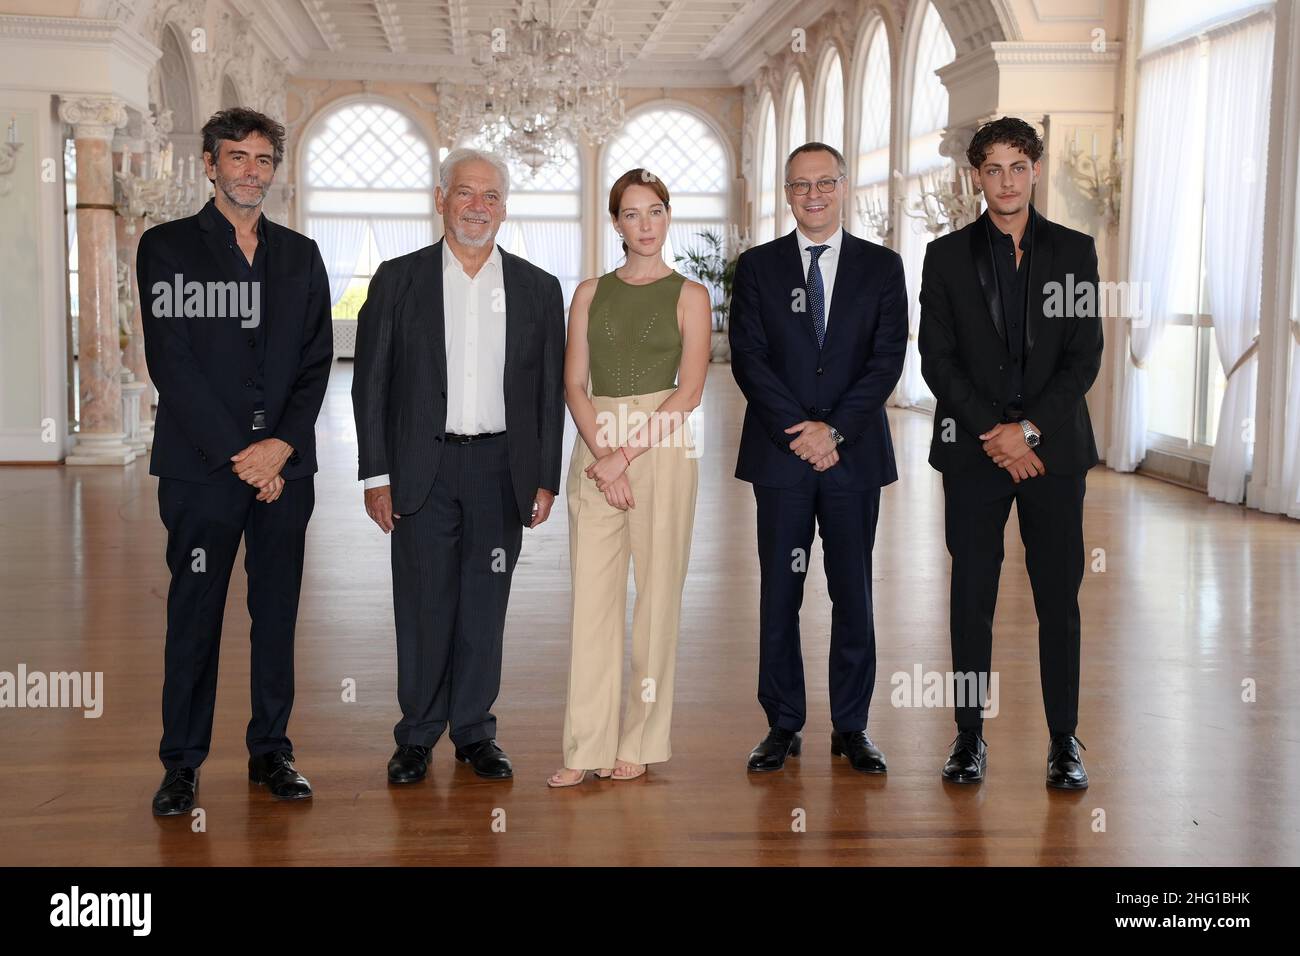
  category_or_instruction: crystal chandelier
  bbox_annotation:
[437,1,626,175]
[114,109,207,233]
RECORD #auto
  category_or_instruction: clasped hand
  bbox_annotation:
[786,421,839,472]
[586,449,635,511]
[231,438,292,502]
[978,422,1045,483]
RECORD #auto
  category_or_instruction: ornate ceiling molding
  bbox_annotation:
[0,13,161,77]
[293,50,737,89]
[936,40,1122,87]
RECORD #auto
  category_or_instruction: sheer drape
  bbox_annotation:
[603,228,624,274]
[890,190,932,408]
[517,219,581,304]
[1203,16,1273,502]
[1283,324,1300,518]
[370,218,432,262]
[307,216,367,306]
[1105,42,1203,471]
[667,220,727,319]
[489,221,518,258]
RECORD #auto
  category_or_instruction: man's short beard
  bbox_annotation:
[218,176,267,209]
[450,222,494,248]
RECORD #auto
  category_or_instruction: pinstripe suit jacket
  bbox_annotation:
[351,239,566,524]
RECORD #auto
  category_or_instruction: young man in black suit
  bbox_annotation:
[919,117,1102,789]
[139,108,333,815]
[730,142,908,774]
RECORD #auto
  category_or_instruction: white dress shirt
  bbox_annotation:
[363,241,508,490]
[795,225,843,330]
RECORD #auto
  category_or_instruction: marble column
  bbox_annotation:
[59,94,136,466]
[113,140,153,448]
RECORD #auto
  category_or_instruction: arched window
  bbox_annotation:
[302,102,434,320]
[601,107,730,284]
[908,2,956,172]
[781,76,807,231]
[1132,0,1272,493]
[756,95,777,243]
[895,2,955,408]
[220,75,240,110]
[854,22,891,240]
[157,26,195,136]
[462,134,583,306]
[819,50,845,154]
[153,24,201,176]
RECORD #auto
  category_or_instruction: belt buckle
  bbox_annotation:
[252,408,266,431]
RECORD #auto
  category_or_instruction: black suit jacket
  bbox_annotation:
[729,228,908,491]
[350,239,566,525]
[137,203,334,483]
[918,206,1103,475]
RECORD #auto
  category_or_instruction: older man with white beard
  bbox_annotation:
[351,148,566,783]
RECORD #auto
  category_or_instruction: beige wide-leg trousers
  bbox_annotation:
[562,387,699,769]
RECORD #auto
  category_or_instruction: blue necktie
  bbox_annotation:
[807,244,828,349]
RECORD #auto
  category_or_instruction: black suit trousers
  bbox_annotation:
[942,467,1086,735]
[390,434,523,749]
[754,471,881,734]
[157,474,315,769]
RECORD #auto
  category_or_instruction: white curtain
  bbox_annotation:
[370,217,432,262]
[517,219,582,305]
[495,221,524,258]
[1283,323,1300,518]
[307,216,367,306]
[1106,42,1203,471]
[890,186,931,408]
[667,221,712,263]
[1204,17,1273,502]
[602,227,623,273]
[1285,104,1300,520]
[668,220,727,321]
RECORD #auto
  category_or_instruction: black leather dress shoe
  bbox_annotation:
[941,730,988,783]
[1046,734,1088,789]
[454,739,513,779]
[747,727,802,772]
[830,730,887,773]
[248,750,313,799]
[152,767,198,816]
[388,744,433,784]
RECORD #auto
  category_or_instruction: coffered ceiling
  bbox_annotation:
[261,0,837,86]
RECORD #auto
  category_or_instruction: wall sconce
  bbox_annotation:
[0,114,24,197]
[855,183,893,244]
[1063,125,1123,228]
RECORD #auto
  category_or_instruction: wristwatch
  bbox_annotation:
[828,426,845,446]
[1020,420,1041,448]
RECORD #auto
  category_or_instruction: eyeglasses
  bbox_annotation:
[784,175,844,196]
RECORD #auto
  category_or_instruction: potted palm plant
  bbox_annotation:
[673,227,749,363]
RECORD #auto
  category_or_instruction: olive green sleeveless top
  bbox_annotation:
[587,270,686,397]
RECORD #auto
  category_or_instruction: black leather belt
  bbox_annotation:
[445,431,505,444]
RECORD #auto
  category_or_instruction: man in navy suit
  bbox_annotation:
[730,142,907,773]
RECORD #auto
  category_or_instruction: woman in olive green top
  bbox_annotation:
[547,169,712,787]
